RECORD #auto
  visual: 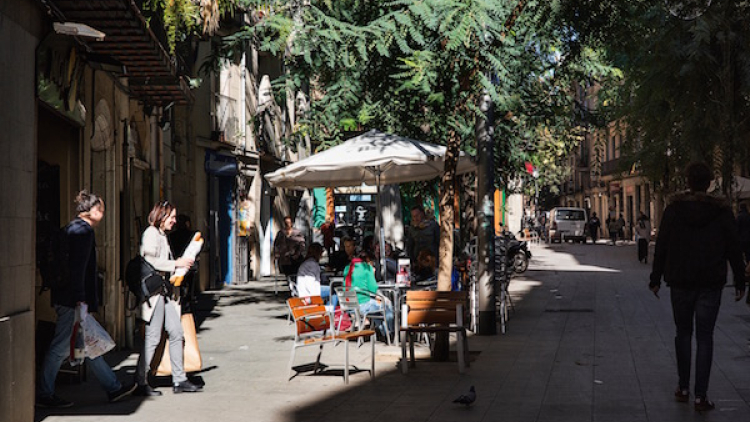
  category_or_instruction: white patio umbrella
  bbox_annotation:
[710,176,750,200]
[265,129,476,279]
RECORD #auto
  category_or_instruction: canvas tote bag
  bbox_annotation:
[152,312,203,376]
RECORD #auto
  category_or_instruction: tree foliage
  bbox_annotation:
[224,0,616,286]
[558,0,750,194]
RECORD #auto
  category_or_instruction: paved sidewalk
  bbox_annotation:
[35,242,750,422]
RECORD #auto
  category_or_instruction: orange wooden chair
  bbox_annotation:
[287,296,376,383]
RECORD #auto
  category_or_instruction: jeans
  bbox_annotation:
[39,305,121,398]
[670,287,722,398]
[320,285,339,308]
[136,296,186,385]
[359,298,394,337]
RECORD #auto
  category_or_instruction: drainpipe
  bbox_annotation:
[121,119,134,349]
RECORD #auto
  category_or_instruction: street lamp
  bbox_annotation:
[53,22,105,40]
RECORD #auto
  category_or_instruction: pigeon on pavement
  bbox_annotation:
[453,386,476,406]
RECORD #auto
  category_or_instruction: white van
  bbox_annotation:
[547,207,587,243]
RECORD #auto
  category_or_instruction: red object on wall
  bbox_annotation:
[524,161,535,175]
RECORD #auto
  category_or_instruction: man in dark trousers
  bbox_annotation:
[37,191,135,408]
[736,202,750,263]
[649,162,746,411]
[587,212,601,244]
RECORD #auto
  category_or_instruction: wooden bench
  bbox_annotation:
[287,296,376,384]
[400,291,469,374]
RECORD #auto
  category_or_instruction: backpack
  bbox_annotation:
[37,224,71,294]
[124,255,166,309]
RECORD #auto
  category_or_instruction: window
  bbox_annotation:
[557,210,586,220]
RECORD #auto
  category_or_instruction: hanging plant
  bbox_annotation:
[142,0,235,54]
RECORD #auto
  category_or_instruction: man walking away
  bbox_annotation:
[736,202,750,263]
[587,212,601,244]
[649,162,746,412]
[635,212,651,263]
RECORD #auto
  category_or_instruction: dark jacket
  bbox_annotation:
[328,250,353,274]
[52,217,100,312]
[406,220,439,262]
[650,191,745,291]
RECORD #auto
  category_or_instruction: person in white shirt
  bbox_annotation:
[296,243,337,307]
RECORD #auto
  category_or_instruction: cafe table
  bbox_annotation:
[377,282,410,346]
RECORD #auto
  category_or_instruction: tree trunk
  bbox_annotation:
[437,129,460,291]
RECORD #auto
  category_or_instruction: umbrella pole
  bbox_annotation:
[376,169,386,283]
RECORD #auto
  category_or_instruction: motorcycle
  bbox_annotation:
[507,239,531,273]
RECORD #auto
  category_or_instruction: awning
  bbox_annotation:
[47,0,193,105]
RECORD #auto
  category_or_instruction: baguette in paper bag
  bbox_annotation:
[170,232,203,286]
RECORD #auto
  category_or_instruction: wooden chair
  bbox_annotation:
[287,296,376,384]
[400,291,469,374]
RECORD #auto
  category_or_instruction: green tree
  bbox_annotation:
[229,0,616,288]
[558,0,750,196]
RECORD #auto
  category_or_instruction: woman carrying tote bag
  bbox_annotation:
[134,201,202,396]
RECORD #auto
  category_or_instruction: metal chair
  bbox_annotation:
[334,286,391,346]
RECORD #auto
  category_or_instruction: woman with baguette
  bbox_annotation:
[134,201,202,396]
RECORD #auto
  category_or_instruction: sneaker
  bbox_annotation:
[36,395,74,408]
[173,380,203,393]
[674,388,689,403]
[108,383,137,403]
[133,384,163,397]
[694,397,715,411]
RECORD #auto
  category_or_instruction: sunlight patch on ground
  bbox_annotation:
[528,265,620,273]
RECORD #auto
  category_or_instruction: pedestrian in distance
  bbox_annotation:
[587,212,601,244]
[37,191,136,408]
[617,213,626,241]
[649,161,746,412]
[134,201,202,396]
[736,202,750,263]
[273,215,306,276]
[606,207,618,245]
[635,212,651,264]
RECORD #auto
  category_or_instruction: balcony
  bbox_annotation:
[601,158,623,176]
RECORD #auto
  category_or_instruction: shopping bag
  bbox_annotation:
[333,307,352,331]
[80,313,116,359]
[153,313,202,376]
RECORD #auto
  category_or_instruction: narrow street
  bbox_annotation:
[36,242,750,422]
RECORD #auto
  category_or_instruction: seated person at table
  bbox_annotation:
[343,250,394,340]
[297,243,337,307]
[374,241,398,283]
[328,236,356,274]
[412,249,437,284]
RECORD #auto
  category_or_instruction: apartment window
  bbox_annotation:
[606,131,611,161]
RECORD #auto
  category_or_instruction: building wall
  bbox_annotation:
[0,1,44,420]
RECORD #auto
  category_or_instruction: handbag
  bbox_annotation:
[333,307,352,331]
[125,255,166,308]
[152,313,202,376]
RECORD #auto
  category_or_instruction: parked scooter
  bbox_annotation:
[497,230,531,274]
[507,238,531,274]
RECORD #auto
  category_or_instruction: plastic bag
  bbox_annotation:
[69,304,87,366]
[80,313,115,359]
